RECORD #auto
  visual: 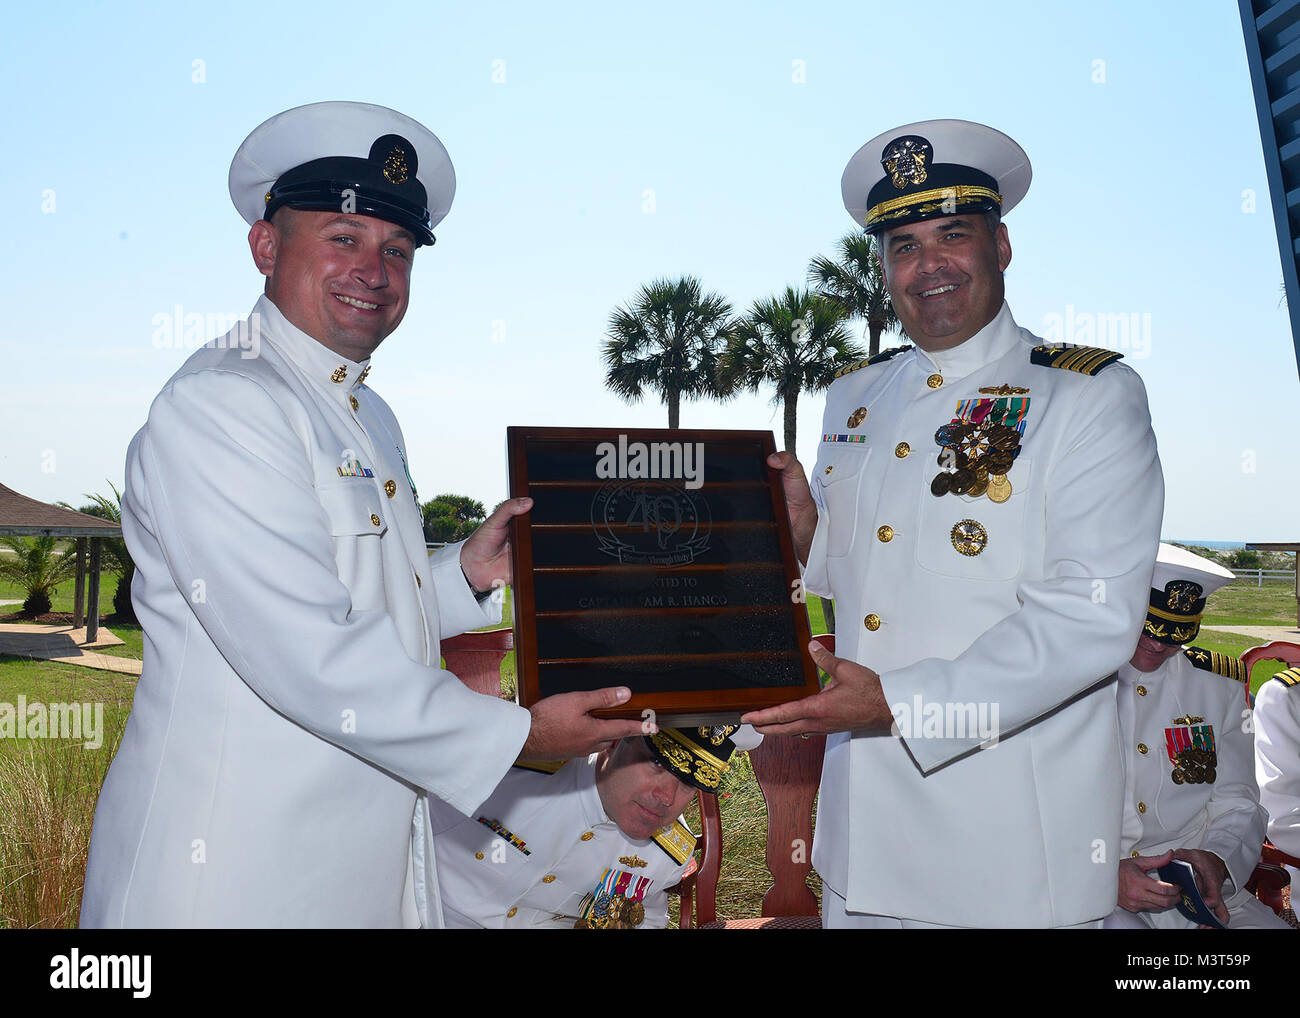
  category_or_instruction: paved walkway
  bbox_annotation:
[1201,624,1300,645]
[0,623,141,676]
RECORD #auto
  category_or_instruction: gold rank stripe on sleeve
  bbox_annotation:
[511,759,568,775]
[1028,345,1124,375]
[1183,646,1249,683]
[652,819,697,864]
[1270,667,1300,689]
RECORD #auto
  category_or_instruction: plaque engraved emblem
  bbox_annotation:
[591,481,712,566]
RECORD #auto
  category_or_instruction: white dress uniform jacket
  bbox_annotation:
[429,757,693,928]
[1254,670,1300,860]
[805,302,1163,927]
[1110,652,1282,929]
[81,295,532,927]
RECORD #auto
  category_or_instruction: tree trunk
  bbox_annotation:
[868,319,883,359]
[668,389,680,429]
[783,390,798,453]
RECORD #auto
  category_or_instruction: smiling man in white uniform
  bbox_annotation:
[743,120,1164,927]
[81,102,645,928]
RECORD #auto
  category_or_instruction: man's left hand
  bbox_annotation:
[1173,848,1230,927]
[740,641,892,735]
[460,497,532,593]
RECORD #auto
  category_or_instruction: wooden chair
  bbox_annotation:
[1246,844,1300,927]
[441,628,514,698]
[1242,641,1300,704]
[683,635,832,929]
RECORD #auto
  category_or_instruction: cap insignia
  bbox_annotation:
[697,723,738,747]
[882,135,932,189]
[1164,580,1203,614]
[383,145,409,185]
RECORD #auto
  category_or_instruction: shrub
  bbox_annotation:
[22,591,52,618]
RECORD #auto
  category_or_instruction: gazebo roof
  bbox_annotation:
[0,483,123,538]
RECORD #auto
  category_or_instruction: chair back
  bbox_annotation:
[441,628,514,698]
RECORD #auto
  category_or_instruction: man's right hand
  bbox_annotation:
[1117,850,1180,913]
[767,452,816,565]
[520,687,651,761]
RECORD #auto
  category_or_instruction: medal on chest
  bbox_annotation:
[574,868,652,929]
[930,386,1030,503]
[1164,716,1217,785]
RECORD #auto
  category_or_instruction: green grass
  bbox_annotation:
[0,657,134,928]
[1203,578,1297,628]
[0,569,124,617]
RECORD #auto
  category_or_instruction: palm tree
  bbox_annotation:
[603,276,734,427]
[808,232,900,358]
[0,536,78,617]
[722,287,863,452]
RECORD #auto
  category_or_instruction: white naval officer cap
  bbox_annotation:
[1143,543,1235,646]
[228,101,456,246]
[841,118,1032,234]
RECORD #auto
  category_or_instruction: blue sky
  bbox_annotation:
[3,0,1295,541]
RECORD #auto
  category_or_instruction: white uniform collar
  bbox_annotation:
[1118,652,1179,687]
[912,301,1022,382]
[579,753,616,830]
[254,293,373,398]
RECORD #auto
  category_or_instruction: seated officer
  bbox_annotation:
[1253,663,1300,872]
[1105,544,1288,929]
[428,725,757,928]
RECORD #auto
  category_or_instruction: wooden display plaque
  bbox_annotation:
[506,426,820,724]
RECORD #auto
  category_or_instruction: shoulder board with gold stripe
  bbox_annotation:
[1029,344,1123,375]
[1183,646,1249,683]
[511,759,568,775]
[1269,667,1300,689]
[833,345,912,379]
[652,819,697,864]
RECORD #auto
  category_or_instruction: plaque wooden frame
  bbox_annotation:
[506,426,821,723]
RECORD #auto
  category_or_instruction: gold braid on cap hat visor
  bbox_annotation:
[648,728,729,789]
[1146,603,1204,624]
[865,185,1002,229]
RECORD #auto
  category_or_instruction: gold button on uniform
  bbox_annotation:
[331,365,348,384]
[474,852,484,860]
[1131,850,1140,858]
[824,465,834,475]
[877,525,894,543]
[894,442,910,458]
[926,373,943,389]
[506,907,518,918]
[1137,743,1148,754]
[542,875,556,884]
[370,513,381,527]
[863,613,881,631]
[384,479,397,498]
[349,394,359,412]
[580,832,594,842]
[1137,802,1146,814]
[1136,685,1147,696]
